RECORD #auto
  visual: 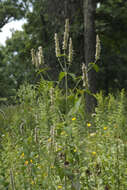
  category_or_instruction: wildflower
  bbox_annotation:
[31,48,36,65]
[68,37,73,63]
[61,131,66,135]
[38,46,44,65]
[48,138,51,142]
[90,133,96,137]
[62,19,69,50]
[21,152,24,158]
[74,148,77,152]
[54,33,61,57]
[25,160,29,165]
[82,63,89,88]
[31,181,34,185]
[30,159,33,163]
[58,185,62,189]
[92,151,96,156]
[95,34,101,62]
[104,127,107,130]
[72,117,76,121]
[87,123,91,127]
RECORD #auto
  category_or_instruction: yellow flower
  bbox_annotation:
[74,148,77,152]
[60,131,66,135]
[21,152,24,158]
[48,138,51,142]
[25,160,29,165]
[87,123,91,127]
[72,117,76,121]
[92,151,96,156]
[31,181,34,185]
[104,127,107,130]
[30,159,33,163]
[58,185,62,189]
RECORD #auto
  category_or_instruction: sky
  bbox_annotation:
[0,19,26,46]
[0,3,100,46]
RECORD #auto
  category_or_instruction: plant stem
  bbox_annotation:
[10,168,15,190]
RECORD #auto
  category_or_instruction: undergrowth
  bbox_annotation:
[0,19,127,190]
[0,86,127,189]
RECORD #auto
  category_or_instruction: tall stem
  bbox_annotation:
[64,53,68,190]
[65,62,68,115]
[10,168,15,190]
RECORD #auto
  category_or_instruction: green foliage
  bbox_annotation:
[0,0,28,29]
[1,83,127,189]
[96,0,127,91]
[1,1,127,188]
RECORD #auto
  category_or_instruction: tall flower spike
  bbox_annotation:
[38,46,44,65]
[54,33,61,57]
[35,51,39,68]
[31,48,36,65]
[68,37,73,63]
[62,19,69,50]
[95,34,101,62]
[82,63,89,88]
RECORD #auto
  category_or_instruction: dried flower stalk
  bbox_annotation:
[95,34,101,62]
[82,63,89,88]
[31,48,36,65]
[62,19,69,50]
[31,46,44,68]
[54,33,61,57]
[38,46,44,65]
[68,37,73,63]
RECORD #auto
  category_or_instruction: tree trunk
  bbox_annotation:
[83,0,97,113]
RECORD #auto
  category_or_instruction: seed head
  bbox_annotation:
[38,46,44,65]
[82,63,89,88]
[54,33,61,57]
[68,37,73,63]
[31,48,36,65]
[62,19,69,50]
[95,34,101,62]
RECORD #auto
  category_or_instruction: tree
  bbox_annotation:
[83,0,97,113]
[23,0,84,80]
[96,0,127,92]
[0,30,36,101]
[0,0,28,29]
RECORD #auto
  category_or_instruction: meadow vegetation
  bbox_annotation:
[0,20,127,190]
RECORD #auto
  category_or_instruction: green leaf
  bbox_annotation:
[89,62,99,72]
[68,72,76,81]
[58,72,67,82]
[68,97,82,116]
[37,68,50,75]
[84,89,92,95]
[57,53,66,57]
